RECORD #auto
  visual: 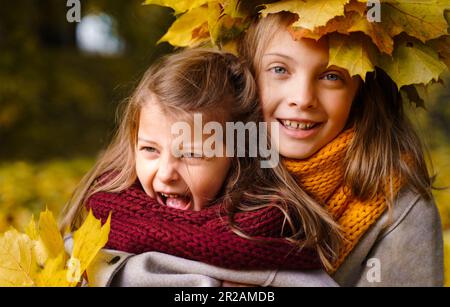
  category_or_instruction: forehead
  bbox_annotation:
[138,100,226,144]
[262,28,329,68]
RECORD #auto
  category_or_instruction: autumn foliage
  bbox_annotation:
[144,0,449,105]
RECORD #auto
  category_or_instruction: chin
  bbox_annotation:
[279,140,317,160]
[280,149,312,160]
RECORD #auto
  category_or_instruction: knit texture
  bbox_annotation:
[86,185,322,270]
[283,129,403,272]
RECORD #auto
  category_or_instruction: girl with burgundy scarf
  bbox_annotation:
[60,48,342,286]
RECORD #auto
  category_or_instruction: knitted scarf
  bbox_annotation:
[283,129,403,272]
[86,185,321,271]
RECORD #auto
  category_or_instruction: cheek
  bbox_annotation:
[258,78,280,120]
[187,160,230,197]
[135,155,157,191]
[321,91,353,123]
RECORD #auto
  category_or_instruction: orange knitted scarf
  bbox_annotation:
[283,129,403,272]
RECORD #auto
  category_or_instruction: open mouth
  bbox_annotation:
[157,192,192,210]
[278,119,322,131]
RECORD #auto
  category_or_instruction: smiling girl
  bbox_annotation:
[239,12,443,286]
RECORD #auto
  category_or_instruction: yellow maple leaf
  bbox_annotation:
[38,209,65,259]
[34,253,70,287]
[158,5,210,46]
[378,36,447,88]
[345,0,367,16]
[0,229,36,286]
[143,0,210,15]
[261,0,350,30]
[328,33,377,80]
[381,0,449,43]
[208,1,223,44]
[71,210,111,282]
[0,209,110,287]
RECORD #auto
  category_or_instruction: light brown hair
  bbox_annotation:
[238,13,433,212]
[60,48,342,270]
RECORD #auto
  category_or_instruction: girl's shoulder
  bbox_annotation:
[385,188,441,237]
[334,187,444,286]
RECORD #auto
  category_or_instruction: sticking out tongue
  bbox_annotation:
[166,197,190,210]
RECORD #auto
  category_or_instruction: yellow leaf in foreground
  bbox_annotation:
[0,229,35,286]
[71,210,111,283]
[0,209,111,286]
[35,253,70,287]
[38,209,65,259]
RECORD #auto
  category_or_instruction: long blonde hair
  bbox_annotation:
[60,48,342,270]
[238,13,433,211]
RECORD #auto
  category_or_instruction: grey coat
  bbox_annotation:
[69,188,443,287]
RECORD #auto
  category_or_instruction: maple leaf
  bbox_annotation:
[158,5,210,47]
[208,1,223,45]
[71,210,111,282]
[37,209,65,259]
[34,253,69,287]
[328,32,377,80]
[292,3,393,54]
[0,230,35,286]
[143,0,210,15]
[223,0,246,18]
[378,36,447,88]
[428,36,450,70]
[345,0,367,16]
[0,209,110,287]
[261,0,350,30]
[381,0,449,43]
[146,0,449,91]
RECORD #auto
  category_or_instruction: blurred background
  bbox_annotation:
[0,0,449,285]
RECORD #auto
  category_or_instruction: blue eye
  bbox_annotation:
[322,73,341,81]
[271,66,287,74]
[141,146,157,153]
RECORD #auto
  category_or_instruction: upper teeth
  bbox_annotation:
[281,120,316,129]
[161,193,181,198]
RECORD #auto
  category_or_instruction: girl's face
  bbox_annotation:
[258,28,360,159]
[135,101,231,211]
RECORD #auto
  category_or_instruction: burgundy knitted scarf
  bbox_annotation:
[86,183,322,270]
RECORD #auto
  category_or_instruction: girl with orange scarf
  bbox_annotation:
[236,12,444,286]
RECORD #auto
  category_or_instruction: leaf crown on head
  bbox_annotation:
[144,0,449,105]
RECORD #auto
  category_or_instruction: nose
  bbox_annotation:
[287,75,318,110]
[155,152,180,184]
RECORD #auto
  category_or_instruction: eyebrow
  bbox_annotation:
[138,137,154,143]
[263,53,296,61]
[263,52,329,68]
